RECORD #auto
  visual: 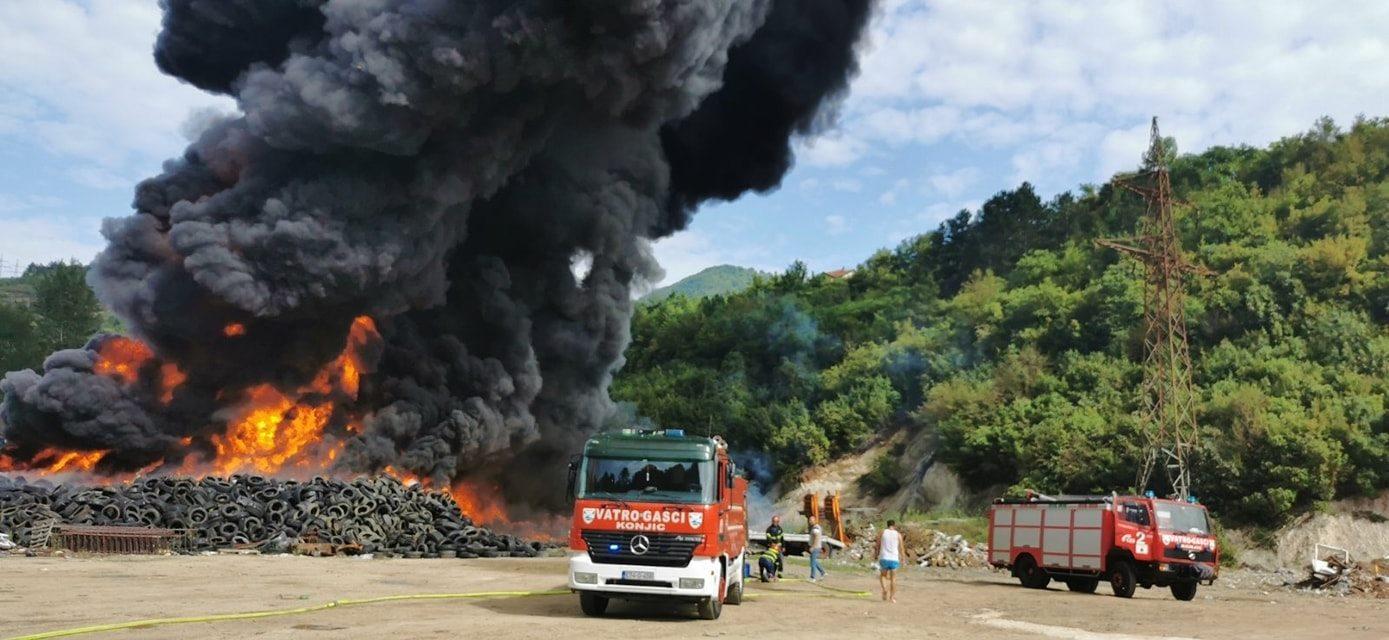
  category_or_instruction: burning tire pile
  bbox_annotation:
[0,474,545,558]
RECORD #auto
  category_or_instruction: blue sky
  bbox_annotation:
[2,1,1388,287]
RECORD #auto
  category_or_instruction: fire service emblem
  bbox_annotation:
[582,508,596,524]
[689,513,703,528]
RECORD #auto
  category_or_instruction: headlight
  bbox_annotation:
[573,572,598,584]
[679,578,705,590]
[1158,564,1170,572]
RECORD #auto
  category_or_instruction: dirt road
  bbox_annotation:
[1,555,1382,640]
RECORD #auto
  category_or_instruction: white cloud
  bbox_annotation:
[0,193,64,214]
[0,214,105,269]
[824,214,848,236]
[927,166,980,198]
[878,190,897,206]
[795,0,1389,195]
[830,178,862,193]
[0,0,234,175]
[797,132,867,167]
[649,230,779,289]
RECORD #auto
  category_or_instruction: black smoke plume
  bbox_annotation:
[1,0,875,509]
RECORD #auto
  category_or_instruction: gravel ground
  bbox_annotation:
[1,555,1385,640]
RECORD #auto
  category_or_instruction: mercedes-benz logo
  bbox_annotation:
[630,535,651,555]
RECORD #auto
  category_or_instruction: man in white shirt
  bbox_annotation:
[808,516,826,581]
[875,519,902,603]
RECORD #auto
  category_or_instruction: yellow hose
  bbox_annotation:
[778,577,874,596]
[4,589,570,640]
[7,579,872,640]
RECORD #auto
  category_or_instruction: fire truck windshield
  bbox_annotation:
[1155,503,1210,534]
[578,457,717,504]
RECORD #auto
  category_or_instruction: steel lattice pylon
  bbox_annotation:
[1097,118,1209,499]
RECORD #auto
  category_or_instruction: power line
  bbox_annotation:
[1096,117,1214,500]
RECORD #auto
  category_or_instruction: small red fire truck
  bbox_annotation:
[988,493,1218,600]
[566,429,748,620]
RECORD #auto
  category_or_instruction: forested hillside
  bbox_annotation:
[642,265,765,304]
[613,117,1389,526]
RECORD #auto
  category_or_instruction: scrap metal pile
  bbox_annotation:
[843,521,990,569]
[0,474,543,558]
[1294,553,1389,599]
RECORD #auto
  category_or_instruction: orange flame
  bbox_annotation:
[448,481,511,525]
[211,385,329,475]
[93,337,153,384]
[1,316,556,539]
[43,448,105,473]
[0,447,106,474]
[378,468,520,530]
[159,362,187,404]
[207,316,379,476]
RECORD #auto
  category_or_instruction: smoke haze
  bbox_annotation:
[1,0,875,509]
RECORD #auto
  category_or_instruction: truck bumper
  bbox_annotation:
[1155,562,1217,584]
[568,551,725,600]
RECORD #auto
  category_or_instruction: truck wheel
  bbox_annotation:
[1170,581,1198,601]
[1109,561,1137,598]
[725,580,743,605]
[1065,578,1100,593]
[697,596,723,620]
[1016,555,1050,589]
[579,592,609,617]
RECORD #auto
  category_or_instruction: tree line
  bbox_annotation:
[613,116,1389,526]
[0,261,105,376]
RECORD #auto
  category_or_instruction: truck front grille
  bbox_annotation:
[1163,546,1215,563]
[581,531,701,567]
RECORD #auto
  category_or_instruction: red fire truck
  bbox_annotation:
[566,429,748,620]
[988,493,1218,601]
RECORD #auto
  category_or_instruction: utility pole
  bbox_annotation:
[1096,117,1210,500]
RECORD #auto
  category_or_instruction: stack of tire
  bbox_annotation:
[0,474,546,558]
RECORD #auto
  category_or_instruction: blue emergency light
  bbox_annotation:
[609,544,620,551]
[1144,490,1156,498]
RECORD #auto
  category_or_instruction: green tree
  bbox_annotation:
[0,301,43,373]
[31,261,102,351]
[615,116,1389,526]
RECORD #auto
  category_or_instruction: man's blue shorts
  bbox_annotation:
[879,559,900,571]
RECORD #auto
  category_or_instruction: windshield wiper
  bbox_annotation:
[587,491,634,508]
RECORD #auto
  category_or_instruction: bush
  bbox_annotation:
[860,452,903,497]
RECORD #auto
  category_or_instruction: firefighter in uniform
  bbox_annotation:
[758,543,783,582]
[765,515,785,577]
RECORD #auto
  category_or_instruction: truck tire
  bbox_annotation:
[1109,561,1137,598]
[1170,581,1198,601]
[725,580,743,605]
[579,592,609,617]
[1015,555,1051,589]
[1065,577,1100,593]
[697,596,722,620]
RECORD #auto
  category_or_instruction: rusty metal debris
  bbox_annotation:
[51,524,183,554]
[1293,545,1389,598]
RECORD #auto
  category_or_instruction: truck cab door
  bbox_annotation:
[1114,499,1155,561]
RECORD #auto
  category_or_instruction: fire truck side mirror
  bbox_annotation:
[565,455,579,502]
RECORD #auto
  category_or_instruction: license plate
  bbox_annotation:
[622,570,655,581]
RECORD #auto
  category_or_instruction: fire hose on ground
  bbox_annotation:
[4,581,872,640]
